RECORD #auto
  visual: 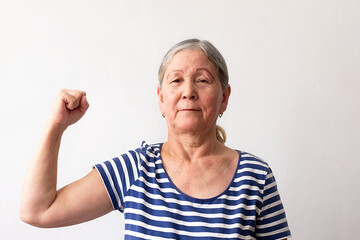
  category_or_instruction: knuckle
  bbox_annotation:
[59,88,68,94]
[57,89,85,103]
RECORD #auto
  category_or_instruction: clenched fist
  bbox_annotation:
[49,89,89,128]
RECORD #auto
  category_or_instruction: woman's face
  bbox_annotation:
[158,49,230,134]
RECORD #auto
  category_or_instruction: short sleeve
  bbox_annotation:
[94,150,142,212]
[255,167,292,240]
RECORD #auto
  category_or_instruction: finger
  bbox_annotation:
[61,90,86,110]
[63,94,78,110]
[78,95,90,113]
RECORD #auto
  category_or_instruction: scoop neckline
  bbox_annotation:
[158,142,242,203]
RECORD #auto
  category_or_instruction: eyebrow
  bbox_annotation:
[196,68,215,79]
[166,68,215,80]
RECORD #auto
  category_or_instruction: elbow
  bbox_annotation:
[20,208,60,228]
[20,197,52,228]
[20,209,49,228]
[20,211,42,227]
[20,212,39,227]
[20,196,59,228]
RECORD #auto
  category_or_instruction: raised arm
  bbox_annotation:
[20,89,113,228]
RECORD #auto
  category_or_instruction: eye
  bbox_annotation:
[196,78,209,84]
[171,79,181,84]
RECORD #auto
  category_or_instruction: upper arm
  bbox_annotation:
[37,169,113,228]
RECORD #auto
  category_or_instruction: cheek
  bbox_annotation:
[163,91,179,111]
[211,96,224,116]
[163,92,174,104]
[164,87,180,101]
[200,97,219,117]
[205,90,223,107]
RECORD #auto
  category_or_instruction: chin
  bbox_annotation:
[177,121,205,133]
[170,116,211,133]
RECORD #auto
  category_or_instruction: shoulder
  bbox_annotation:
[113,141,162,165]
[137,141,162,158]
[94,141,162,181]
[238,150,270,171]
[234,150,275,188]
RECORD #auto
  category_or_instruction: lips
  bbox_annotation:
[179,109,200,112]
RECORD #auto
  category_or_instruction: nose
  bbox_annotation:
[182,80,197,100]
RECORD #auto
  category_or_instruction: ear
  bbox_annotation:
[220,84,231,114]
[157,86,165,115]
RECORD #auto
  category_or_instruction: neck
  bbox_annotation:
[164,126,222,162]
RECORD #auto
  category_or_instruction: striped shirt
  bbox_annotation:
[94,141,291,240]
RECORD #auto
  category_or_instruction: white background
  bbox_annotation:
[1,0,359,239]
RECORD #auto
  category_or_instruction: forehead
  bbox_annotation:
[165,49,217,74]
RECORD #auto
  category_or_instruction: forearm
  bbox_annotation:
[20,121,66,223]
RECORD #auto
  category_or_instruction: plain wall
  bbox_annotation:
[1,0,359,239]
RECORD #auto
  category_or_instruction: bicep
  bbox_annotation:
[39,169,113,228]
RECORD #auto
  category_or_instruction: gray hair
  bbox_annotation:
[158,39,229,144]
[158,38,229,90]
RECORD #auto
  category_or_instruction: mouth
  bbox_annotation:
[179,109,200,112]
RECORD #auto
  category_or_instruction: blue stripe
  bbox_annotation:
[257,230,291,240]
[125,212,255,235]
[105,159,123,201]
[94,163,121,210]
[95,141,291,239]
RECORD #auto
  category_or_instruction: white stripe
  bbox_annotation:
[147,143,161,148]
[240,159,268,168]
[238,167,267,175]
[126,152,139,181]
[141,166,156,178]
[134,150,142,168]
[139,166,169,184]
[157,177,170,183]
[218,193,262,202]
[258,199,283,221]
[263,189,279,201]
[125,208,255,231]
[118,157,130,191]
[156,168,165,174]
[264,181,276,191]
[99,162,122,210]
[256,218,287,229]
[139,153,156,168]
[263,209,285,220]
[125,195,257,219]
[139,176,180,194]
[129,185,259,211]
[227,184,261,193]
[266,172,274,180]
[145,149,160,158]
[234,175,266,184]
[125,219,253,239]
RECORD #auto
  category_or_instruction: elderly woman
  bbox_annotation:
[21,39,291,239]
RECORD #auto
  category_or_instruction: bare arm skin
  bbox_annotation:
[20,89,113,228]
